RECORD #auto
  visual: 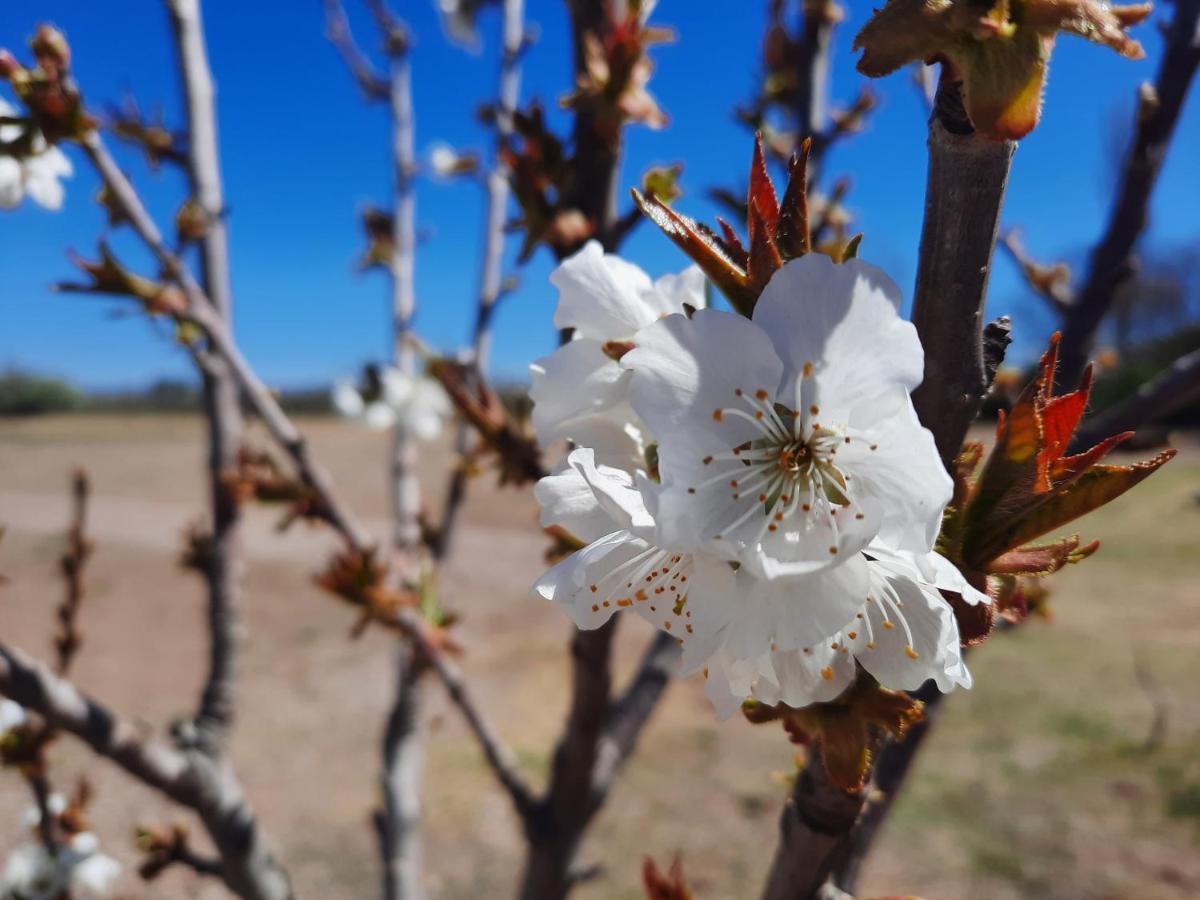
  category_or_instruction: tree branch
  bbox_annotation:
[909,78,1016,467]
[436,0,525,561]
[324,0,390,100]
[1073,346,1200,449]
[1057,0,1200,386]
[79,130,376,553]
[998,228,1074,315]
[0,644,292,900]
[376,644,425,900]
[166,0,246,754]
[759,752,866,900]
[77,124,534,846]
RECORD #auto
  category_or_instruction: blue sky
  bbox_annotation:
[2,1,1198,391]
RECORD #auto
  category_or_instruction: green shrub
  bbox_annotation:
[0,371,83,416]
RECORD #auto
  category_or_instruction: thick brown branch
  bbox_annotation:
[910,79,1015,467]
[759,751,866,900]
[521,618,618,900]
[591,631,678,799]
[1057,0,1200,385]
[0,644,292,900]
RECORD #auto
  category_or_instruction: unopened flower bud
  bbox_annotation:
[31,24,71,72]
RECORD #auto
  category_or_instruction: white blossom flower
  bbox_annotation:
[20,794,66,832]
[533,448,734,663]
[702,544,987,717]
[622,253,950,589]
[0,99,73,212]
[0,699,26,734]
[1,832,120,900]
[530,240,705,468]
[331,369,450,439]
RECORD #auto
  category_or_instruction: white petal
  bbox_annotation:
[734,554,871,655]
[646,264,707,317]
[564,407,647,473]
[363,402,397,430]
[0,698,26,732]
[0,157,25,209]
[531,338,631,447]
[753,640,856,708]
[563,447,655,534]
[625,307,785,449]
[23,164,66,211]
[752,255,924,412]
[838,401,951,553]
[331,381,365,418]
[381,368,415,407]
[851,565,969,693]
[408,411,444,442]
[531,529,655,630]
[70,852,121,898]
[550,240,655,339]
[535,461,620,544]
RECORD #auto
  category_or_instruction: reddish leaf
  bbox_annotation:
[774,140,812,259]
[1000,452,1175,554]
[748,133,780,234]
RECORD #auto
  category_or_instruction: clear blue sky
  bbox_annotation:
[2,1,1198,391]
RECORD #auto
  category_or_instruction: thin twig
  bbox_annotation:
[436,0,526,561]
[166,0,247,753]
[998,228,1074,315]
[324,0,390,100]
[55,468,92,675]
[1057,0,1200,386]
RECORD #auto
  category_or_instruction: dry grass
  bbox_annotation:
[1,415,1198,898]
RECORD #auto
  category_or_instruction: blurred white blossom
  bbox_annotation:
[0,98,73,212]
[1,832,120,900]
[332,368,450,440]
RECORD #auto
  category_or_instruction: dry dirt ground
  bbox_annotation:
[1,415,1198,899]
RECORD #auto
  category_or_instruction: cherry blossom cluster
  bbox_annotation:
[530,241,987,715]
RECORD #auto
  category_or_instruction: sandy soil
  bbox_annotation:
[1,415,1198,899]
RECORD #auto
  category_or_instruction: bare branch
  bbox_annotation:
[75,124,534,846]
[54,468,92,675]
[0,644,292,900]
[324,0,390,100]
[377,645,425,900]
[1057,0,1200,385]
[436,0,526,561]
[591,631,678,798]
[78,130,375,553]
[998,228,1075,315]
[1073,346,1200,449]
[521,618,618,899]
[166,0,247,754]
